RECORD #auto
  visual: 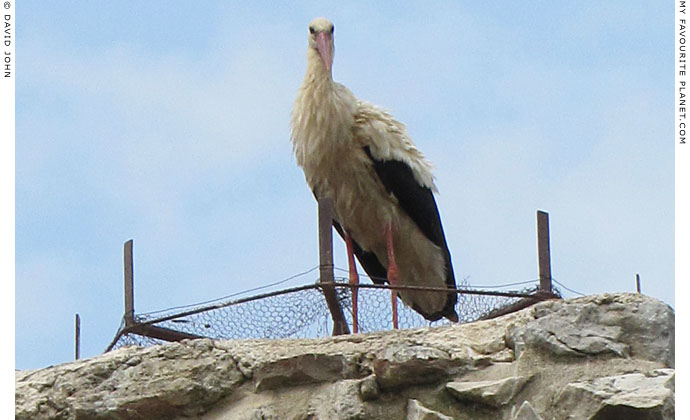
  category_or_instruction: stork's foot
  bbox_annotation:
[389,274,399,330]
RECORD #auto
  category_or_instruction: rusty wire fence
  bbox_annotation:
[106,270,553,352]
[103,204,561,353]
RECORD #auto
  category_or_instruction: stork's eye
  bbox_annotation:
[309,26,315,34]
[330,25,334,34]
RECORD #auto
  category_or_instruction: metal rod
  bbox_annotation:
[124,324,205,342]
[75,313,81,360]
[124,239,135,326]
[537,211,553,293]
[636,273,641,293]
[327,282,534,298]
[480,288,560,320]
[317,197,350,335]
[104,329,125,353]
[318,197,335,285]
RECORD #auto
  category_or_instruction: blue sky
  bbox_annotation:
[16,1,672,370]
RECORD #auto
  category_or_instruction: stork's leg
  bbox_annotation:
[344,231,359,333]
[384,223,400,330]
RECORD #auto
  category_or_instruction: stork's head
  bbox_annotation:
[308,17,335,74]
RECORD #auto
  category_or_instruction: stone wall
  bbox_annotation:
[15,293,674,419]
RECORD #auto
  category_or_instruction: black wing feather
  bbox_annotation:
[364,148,446,249]
[332,221,388,284]
[312,148,458,322]
[364,146,457,321]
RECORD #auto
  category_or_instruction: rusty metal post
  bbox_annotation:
[75,313,81,360]
[317,197,350,335]
[124,239,135,326]
[318,199,335,285]
[537,211,552,294]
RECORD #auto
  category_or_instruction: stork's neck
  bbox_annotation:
[305,48,333,84]
[292,46,357,176]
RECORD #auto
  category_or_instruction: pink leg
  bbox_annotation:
[385,223,400,330]
[345,231,359,333]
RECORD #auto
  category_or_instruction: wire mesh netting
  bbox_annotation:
[140,285,332,340]
[107,270,553,352]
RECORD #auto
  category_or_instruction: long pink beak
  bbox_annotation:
[315,32,333,73]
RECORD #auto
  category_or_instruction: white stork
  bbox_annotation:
[291,17,458,330]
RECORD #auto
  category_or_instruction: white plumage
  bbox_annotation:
[291,17,458,325]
